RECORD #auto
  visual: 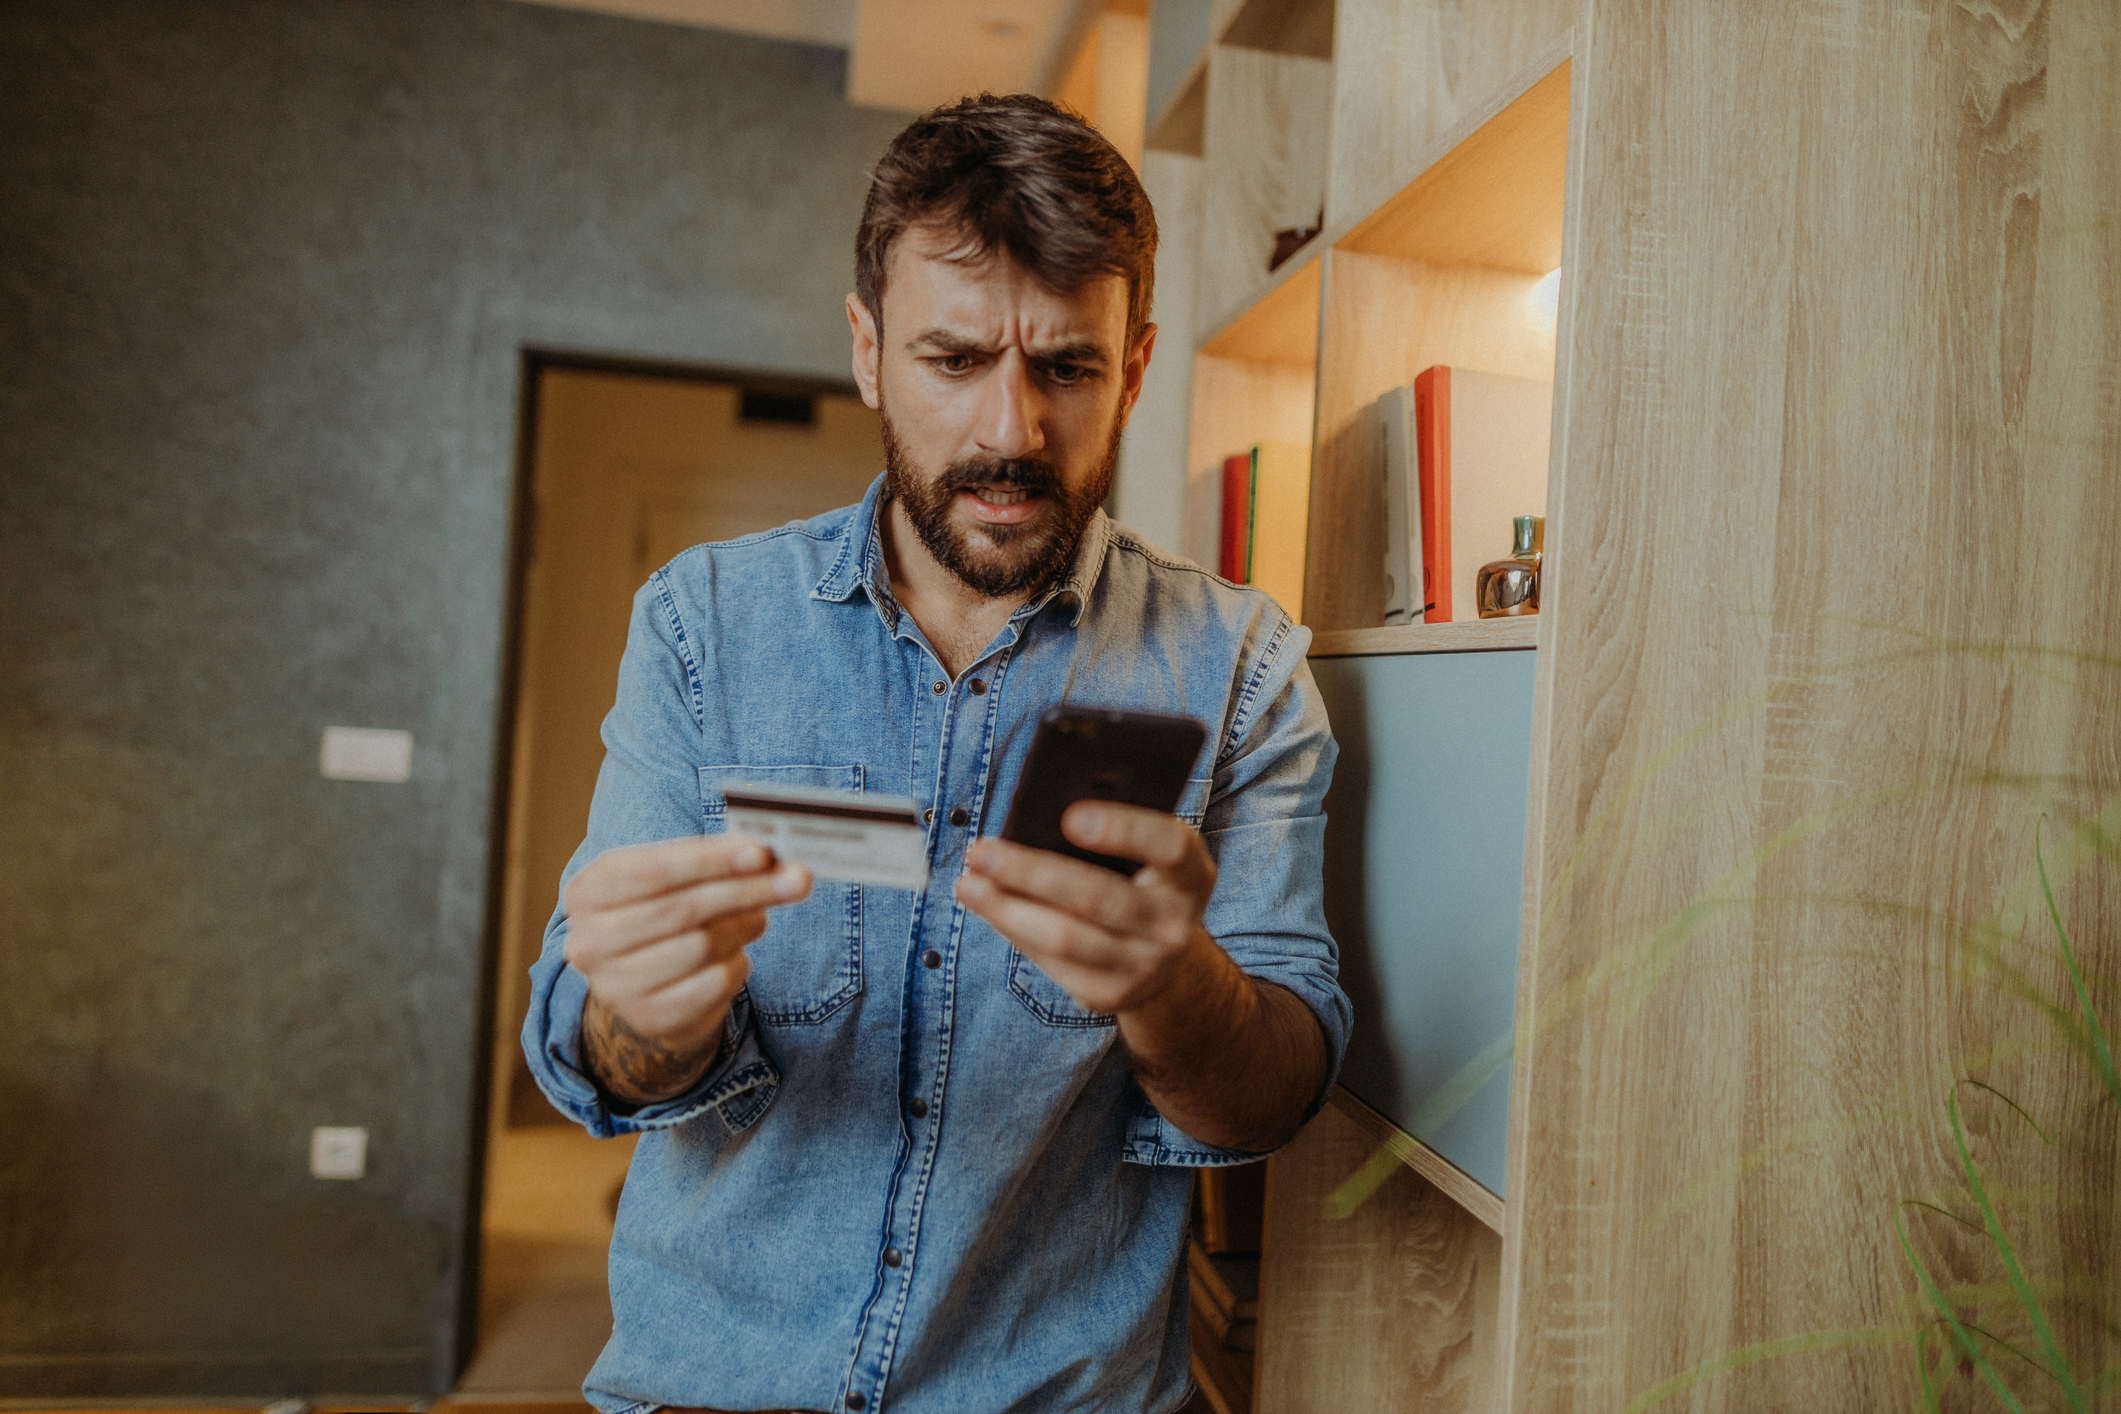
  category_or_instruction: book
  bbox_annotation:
[1216,443,1312,623]
[1377,384,1427,624]
[1412,366,1553,623]
[1187,1239,1261,1352]
[1219,452,1251,582]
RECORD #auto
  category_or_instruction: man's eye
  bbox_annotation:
[936,354,975,374]
[1046,363,1087,385]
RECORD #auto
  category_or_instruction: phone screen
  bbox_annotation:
[997,706,1208,873]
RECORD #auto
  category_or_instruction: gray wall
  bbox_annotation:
[0,0,905,1397]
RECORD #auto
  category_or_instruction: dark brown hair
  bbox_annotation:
[856,94,1157,343]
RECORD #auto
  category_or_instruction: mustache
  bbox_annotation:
[936,457,1065,497]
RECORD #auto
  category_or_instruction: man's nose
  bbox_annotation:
[976,350,1047,461]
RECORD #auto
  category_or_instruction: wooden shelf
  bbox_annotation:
[1217,0,1333,60]
[1327,1087,1504,1236]
[1198,44,1332,338]
[1308,617,1538,658]
[1146,53,1206,155]
[1331,55,1570,273]
[1198,253,1321,365]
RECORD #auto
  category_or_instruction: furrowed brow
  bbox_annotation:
[1030,342,1108,366]
[905,329,990,356]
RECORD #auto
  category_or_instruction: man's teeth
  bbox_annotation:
[972,486,1031,505]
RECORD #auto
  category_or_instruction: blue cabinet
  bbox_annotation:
[1309,648,1535,1196]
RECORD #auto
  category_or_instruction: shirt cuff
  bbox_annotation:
[533,968,780,1137]
[1119,1090,1271,1167]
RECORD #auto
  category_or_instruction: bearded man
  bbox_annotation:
[523,94,1347,1414]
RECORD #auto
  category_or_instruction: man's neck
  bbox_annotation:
[880,497,1034,680]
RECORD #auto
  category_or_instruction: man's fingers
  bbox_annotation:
[632,953,752,1037]
[581,864,809,960]
[962,835,1199,945]
[1060,802,1207,880]
[956,872,1143,972]
[583,910,768,997]
[564,833,777,914]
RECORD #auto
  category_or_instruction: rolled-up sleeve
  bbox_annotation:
[1121,613,1347,1166]
[520,570,780,1138]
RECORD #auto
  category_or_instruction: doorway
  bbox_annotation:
[462,357,884,1397]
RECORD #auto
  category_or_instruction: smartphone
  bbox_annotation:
[998,705,1209,874]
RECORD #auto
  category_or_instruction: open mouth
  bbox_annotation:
[957,483,1046,525]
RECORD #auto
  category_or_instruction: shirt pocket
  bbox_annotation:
[700,763,865,1026]
[1004,778,1213,1029]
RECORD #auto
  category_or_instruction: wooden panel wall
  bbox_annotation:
[1325,0,1573,231]
[1258,1096,1501,1412]
[1504,2,2121,1410]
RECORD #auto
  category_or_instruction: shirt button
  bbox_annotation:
[969,678,987,695]
[922,949,942,970]
[931,679,946,695]
[923,807,934,824]
[846,1395,867,1411]
[909,1098,929,1118]
[883,1246,903,1268]
[949,806,969,827]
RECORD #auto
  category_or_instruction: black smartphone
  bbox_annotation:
[998,705,1210,874]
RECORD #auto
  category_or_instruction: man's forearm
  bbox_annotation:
[1117,931,1328,1153]
[581,993,725,1108]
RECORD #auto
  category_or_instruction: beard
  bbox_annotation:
[880,402,1122,600]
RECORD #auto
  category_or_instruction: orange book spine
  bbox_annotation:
[1414,365,1452,622]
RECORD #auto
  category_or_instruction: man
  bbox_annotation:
[524,95,1347,1414]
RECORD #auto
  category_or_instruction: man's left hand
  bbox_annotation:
[954,801,1215,1016]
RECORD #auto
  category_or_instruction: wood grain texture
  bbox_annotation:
[1201,256,1322,364]
[1324,0,1573,231]
[1308,617,1538,658]
[1148,54,1208,156]
[1199,45,1334,338]
[1190,1301,1256,1414]
[1329,1087,1507,1234]
[1302,251,1558,631]
[1336,58,1569,274]
[1503,2,2121,1410]
[1256,1097,1502,1413]
[1219,0,1335,60]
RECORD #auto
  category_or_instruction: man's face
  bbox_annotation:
[848,226,1155,599]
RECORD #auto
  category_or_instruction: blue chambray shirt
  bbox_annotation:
[523,474,1347,1414]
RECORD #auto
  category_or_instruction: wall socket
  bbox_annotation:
[309,1126,368,1180]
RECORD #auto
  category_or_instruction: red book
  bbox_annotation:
[1219,452,1253,582]
[1413,366,1452,622]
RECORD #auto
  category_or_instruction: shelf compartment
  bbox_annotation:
[1258,1091,1501,1411]
[1335,59,1570,272]
[1217,0,1333,60]
[1301,56,1570,634]
[1198,43,1333,339]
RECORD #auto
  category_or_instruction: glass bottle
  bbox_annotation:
[1476,515,1543,617]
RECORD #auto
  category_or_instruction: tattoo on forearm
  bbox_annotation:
[584,998,718,1106]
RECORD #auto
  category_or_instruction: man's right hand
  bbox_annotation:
[563,835,811,1107]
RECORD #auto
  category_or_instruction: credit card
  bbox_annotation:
[720,782,930,891]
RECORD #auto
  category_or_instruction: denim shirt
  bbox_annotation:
[523,475,1347,1414]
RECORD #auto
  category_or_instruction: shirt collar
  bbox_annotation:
[812,473,1112,631]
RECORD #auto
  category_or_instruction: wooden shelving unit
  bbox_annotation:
[1160,4,1572,1410]
[1150,0,2121,1409]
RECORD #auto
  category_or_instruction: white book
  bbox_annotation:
[1377,384,1424,625]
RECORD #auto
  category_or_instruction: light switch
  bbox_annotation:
[309,1126,368,1180]
[320,726,413,782]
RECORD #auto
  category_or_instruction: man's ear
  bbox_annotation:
[848,293,882,410]
[1117,322,1157,430]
